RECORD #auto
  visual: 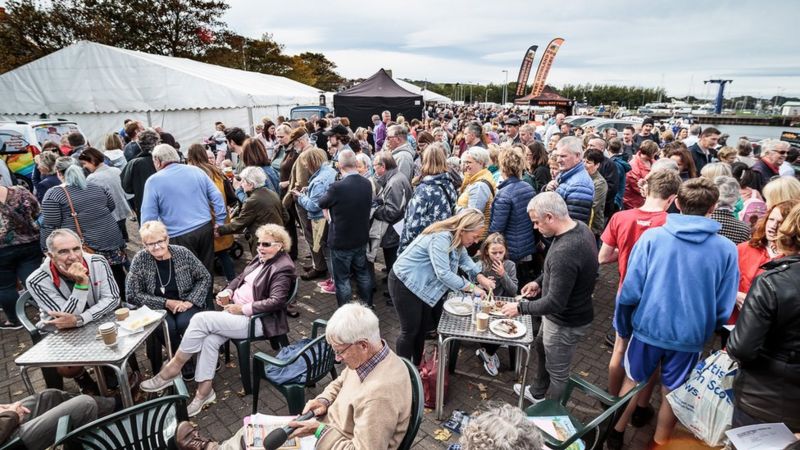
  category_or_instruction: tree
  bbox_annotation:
[288,52,345,92]
[0,0,229,73]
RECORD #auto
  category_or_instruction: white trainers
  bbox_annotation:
[140,372,179,393]
[513,383,544,404]
[475,348,499,377]
[187,391,216,417]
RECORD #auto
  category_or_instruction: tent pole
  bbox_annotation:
[247,106,255,135]
[146,111,152,127]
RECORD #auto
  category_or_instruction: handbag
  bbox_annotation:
[60,186,96,254]
[419,344,448,409]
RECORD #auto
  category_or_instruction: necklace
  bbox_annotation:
[156,258,173,295]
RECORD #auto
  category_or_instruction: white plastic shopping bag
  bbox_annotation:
[666,350,737,446]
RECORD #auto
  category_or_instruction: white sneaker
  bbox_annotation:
[475,348,499,377]
[187,391,216,417]
[513,383,544,404]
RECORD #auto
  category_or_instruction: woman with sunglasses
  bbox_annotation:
[126,220,211,379]
[141,223,296,417]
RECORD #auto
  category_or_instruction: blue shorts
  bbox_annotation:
[624,336,701,391]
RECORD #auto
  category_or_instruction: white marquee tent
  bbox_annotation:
[0,41,325,146]
[393,78,452,103]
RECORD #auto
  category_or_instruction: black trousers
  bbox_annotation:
[389,270,442,365]
[171,222,215,306]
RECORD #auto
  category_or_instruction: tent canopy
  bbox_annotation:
[394,78,452,103]
[333,69,423,129]
[0,41,325,145]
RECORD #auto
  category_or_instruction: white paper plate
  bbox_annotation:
[489,319,526,339]
[443,298,473,316]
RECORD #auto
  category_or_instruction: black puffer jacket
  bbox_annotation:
[727,255,800,431]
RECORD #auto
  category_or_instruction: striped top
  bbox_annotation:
[40,184,124,252]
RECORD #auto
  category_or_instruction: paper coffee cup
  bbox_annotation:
[98,322,117,346]
[476,313,489,332]
[217,291,231,305]
[115,308,129,321]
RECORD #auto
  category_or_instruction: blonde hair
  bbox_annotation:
[763,176,800,209]
[717,146,737,162]
[777,202,800,255]
[700,162,732,180]
[139,220,169,242]
[499,147,525,179]
[421,209,484,251]
[104,133,124,151]
[418,142,448,180]
[256,224,292,252]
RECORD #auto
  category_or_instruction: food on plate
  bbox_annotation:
[496,319,518,335]
[488,300,507,315]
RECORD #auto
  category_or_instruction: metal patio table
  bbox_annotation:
[435,293,535,420]
[15,310,170,407]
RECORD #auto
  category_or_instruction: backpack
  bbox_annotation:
[738,190,767,227]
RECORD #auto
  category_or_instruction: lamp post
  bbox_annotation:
[501,70,509,105]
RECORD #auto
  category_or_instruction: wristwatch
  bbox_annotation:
[75,315,84,327]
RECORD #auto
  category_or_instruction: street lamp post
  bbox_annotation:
[501,70,509,105]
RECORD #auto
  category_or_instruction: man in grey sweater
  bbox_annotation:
[501,192,599,402]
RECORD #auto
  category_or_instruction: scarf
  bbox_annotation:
[459,168,494,194]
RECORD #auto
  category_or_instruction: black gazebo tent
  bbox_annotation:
[333,69,423,129]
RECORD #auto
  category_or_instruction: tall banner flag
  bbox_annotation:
[514,45,538,98]
[530,38,565,97]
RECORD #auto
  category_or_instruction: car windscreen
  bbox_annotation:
[33,123,80,146]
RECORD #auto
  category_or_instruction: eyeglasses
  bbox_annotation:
[333,343,354,356]
[776,151,788,155]
[144,239,167,249]
[257,241,281,248]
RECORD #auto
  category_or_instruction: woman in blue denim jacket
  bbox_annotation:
[389,209,496,364]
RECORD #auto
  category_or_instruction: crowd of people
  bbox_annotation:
[1,105,799,450]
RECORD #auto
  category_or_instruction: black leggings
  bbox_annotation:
[389,270,442,365]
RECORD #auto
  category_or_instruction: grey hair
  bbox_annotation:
[714,176,741,208]
[39,151,59,171]
[355,153,371,170]
[46,228,82,253]
[137,129,160,152]
[152,144,180,164]
[650,158,679,173]
[689,124,702,136]
[461,146,490,167]
[459,403,544,450]
[55,157,87,189]
[325,303,381,345]
[139,220,168,242]
[700,162,732,180]
[446,156,462,171]
[761,139,790,155]
[239,166,266,187]
[527,191,569,219]
[338,149,357,170]
[556,136,583,156]
[388,124,408,139]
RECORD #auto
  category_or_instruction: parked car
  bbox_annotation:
[564,115,597,128]
[290,105,331,121]
[580,118,641,134]
[0,119,82,190]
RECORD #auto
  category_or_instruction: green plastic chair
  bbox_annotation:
[251,319,337,415]
[525,376,646,450]
[52,379,190,450]
[224,278,298,394]
[398,358,424,450]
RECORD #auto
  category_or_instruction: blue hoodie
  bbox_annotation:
[615,213,738,353]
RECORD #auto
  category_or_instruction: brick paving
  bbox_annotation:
[0,223,717,449]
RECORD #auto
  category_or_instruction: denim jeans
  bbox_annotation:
[0,242,42,324]
[330,245,373,307]
[531,317,590,400]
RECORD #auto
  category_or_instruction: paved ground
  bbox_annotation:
[0,225,718,449]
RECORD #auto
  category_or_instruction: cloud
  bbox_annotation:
[222,0,800,98]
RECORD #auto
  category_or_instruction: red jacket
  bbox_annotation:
[622,156,650,210]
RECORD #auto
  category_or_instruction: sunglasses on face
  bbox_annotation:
[258,241,280,248]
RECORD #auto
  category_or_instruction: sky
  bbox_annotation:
[223,0,800,100]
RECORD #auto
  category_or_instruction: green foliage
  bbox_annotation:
[555,84,667,108]
[0,0,344,91]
